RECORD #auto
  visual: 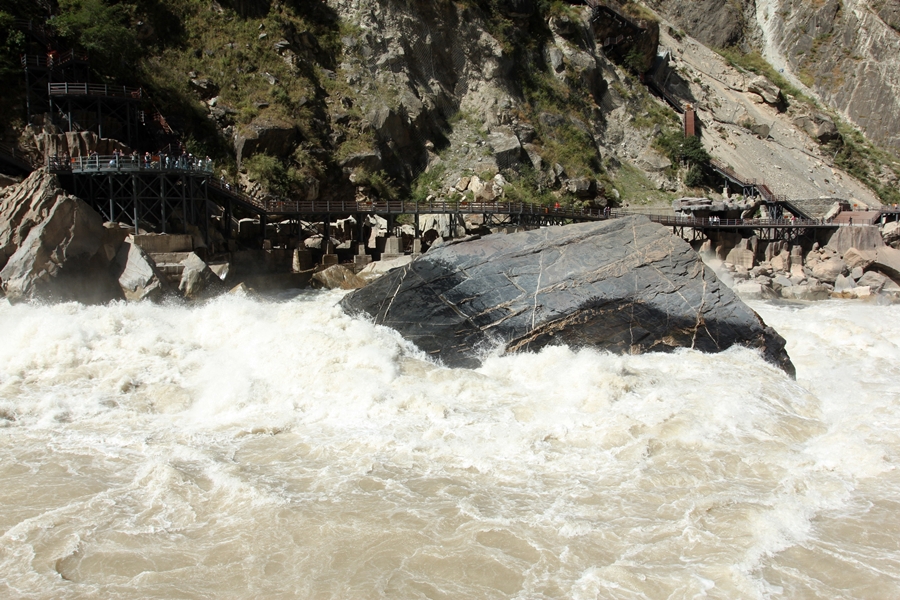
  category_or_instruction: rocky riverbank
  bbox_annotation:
[703,223,900,303]
[0,170,237,304]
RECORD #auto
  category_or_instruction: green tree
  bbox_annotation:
[0,11,25,78]
[684,164,705,188]
[52,0,139,77]
[654,130,709,167]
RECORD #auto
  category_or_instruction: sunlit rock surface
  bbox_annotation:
[341,215,795,376]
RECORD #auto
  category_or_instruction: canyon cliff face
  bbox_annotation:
[9,0,897,209]
[646,0,900,155]
[757,0,900,153]
[317,0,663,206]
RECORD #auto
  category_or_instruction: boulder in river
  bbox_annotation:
[340,216,795,377]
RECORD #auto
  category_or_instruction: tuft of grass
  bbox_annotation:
[502,167,559,206]
[410,163,447,203]
[610,160,676,207]
[353,168,399,201]
[827,119,900,205]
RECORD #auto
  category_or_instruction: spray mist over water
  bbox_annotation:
[0,292,898,598]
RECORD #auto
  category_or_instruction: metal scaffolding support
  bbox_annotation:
[63,170,210,239]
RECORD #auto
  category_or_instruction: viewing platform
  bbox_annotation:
[21,50,89,70]
[49,83,143,100]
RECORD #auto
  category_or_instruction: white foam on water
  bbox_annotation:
[0,294,899,598]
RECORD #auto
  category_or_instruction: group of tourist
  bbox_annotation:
[56,150,213,173]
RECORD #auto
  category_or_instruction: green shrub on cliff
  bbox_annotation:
[52,0,140,78]
[654,130,708,167]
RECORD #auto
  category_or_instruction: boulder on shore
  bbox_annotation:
[115,239,172,301]
[0,171,125,304]
[340,216,795,377]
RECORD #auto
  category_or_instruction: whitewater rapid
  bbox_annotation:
[0,292,898,598]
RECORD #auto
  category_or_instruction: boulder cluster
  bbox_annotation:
[708,225,900,302]
[0,171,227,304]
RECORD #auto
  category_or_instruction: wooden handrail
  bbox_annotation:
[48,82,142,99]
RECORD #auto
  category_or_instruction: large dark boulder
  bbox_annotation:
[340,216,795,377]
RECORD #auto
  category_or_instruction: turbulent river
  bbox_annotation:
[0,292,898,599]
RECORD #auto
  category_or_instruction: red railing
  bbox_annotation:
[48,82,142,99]
[152,112,176,135]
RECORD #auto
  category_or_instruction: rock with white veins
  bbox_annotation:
[340,216,795,377]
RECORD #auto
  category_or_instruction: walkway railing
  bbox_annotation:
[48,82,142,99]
[616,209,833,228]
[48,153,212,174]
[46,155,863,228]
[21,50,89,69]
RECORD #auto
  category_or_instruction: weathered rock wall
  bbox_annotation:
[641,0,750,48]
[647,0,900,154]
[755,0,900,152]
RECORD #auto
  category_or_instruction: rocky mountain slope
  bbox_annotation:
[3,0,899,212]
[646,0,900,201]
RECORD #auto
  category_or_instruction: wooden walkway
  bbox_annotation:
[44,155,863,248]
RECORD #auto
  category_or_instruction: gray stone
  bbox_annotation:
[522,143,543,171]
[367,104,411,147]
[772,274,794,290]
[340,216,794,376]
[358,256,413,281]
[780,284,830,301]
[0,170,70,269]
[833,273,854,292]
[883,221,900,247]
[179,253,226,300]
[747,76,782,105]
[636,149,672,172]
[826,226,884,255]
[339,150,382,173]
[844,247,876,271]
[115,240,172,301]
[312,265,367,290]
[0,195,122,304]
[487,128,522,170]
[794,112,840,144]
[565,177,595,198]
[857,271,889,293]
[872,246,900,284]
[810,256,846,284]
[734,281,776,299]
[850,266,864,280]
[547,46,564,73]
[189,78,219,100]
